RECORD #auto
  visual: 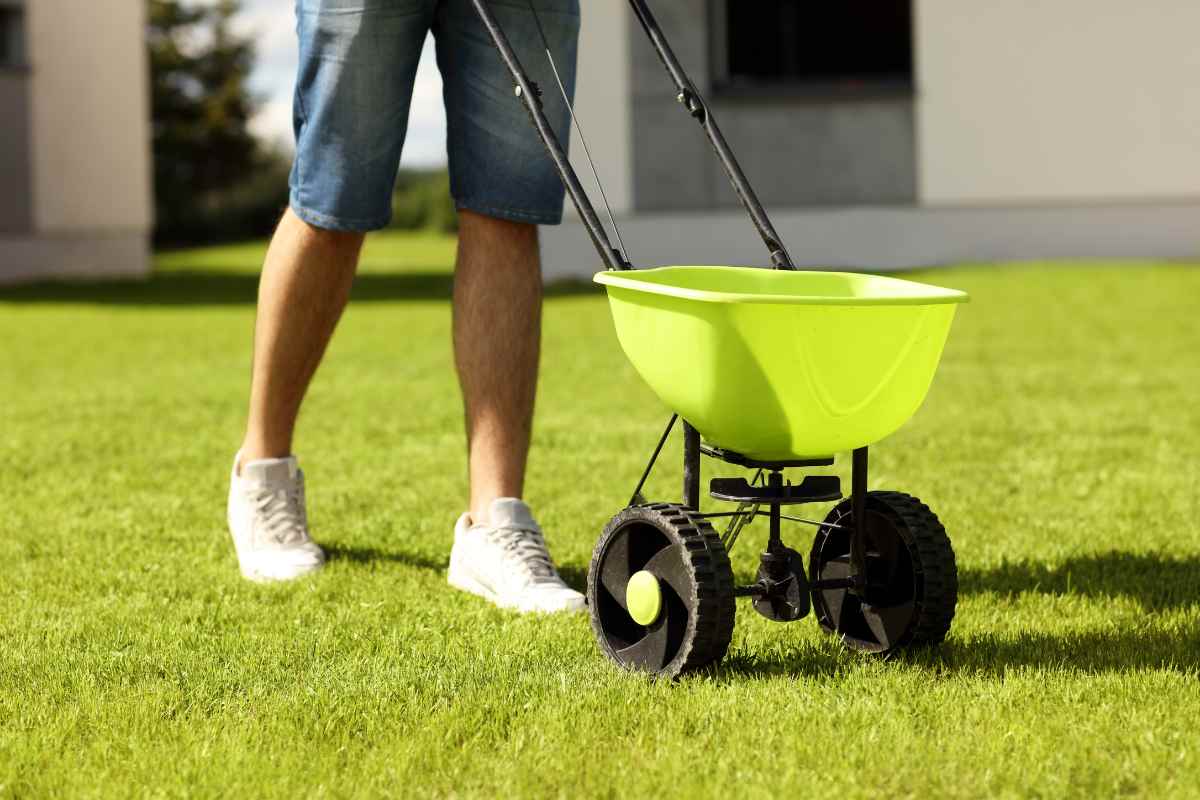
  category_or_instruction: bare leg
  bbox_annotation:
[453,210,542,525]
[240,208,365,465]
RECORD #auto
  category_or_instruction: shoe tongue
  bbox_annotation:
[241,456,298,485]
[488,497,538,531]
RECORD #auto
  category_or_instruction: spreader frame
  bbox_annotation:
[471,0,959,675]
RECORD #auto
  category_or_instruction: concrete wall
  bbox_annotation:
[627,0,708,211]
[710,97,914,209]
[542,202,1200,280]
[572,1,1200,213]
[0,231,152,284]
[561,0,916,221]
[0,70,32,233]
[26,0,152,233]
[917,0,1200,204]
[567,1,633,215]
[540,1,1200,276]
[1,0,152,283]
[621,0,915,212]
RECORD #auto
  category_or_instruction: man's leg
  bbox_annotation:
[436,1,584,612]
[240,208,364,464]
[452,209,542,525]
[249,0,429,460]
[226,209,362,582]
[446,208,584,612]
[226,0,429,581]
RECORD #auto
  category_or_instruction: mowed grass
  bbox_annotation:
[1,232,1198,798]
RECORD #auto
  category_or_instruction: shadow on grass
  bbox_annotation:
[959,551,1200,610]
[556,564,588,594]
[0,270,600,306]
[323,543,446,572]
[710,551,1200,681]
[713,621,1200,682]
[933,623,1200,674]
[716,647,846,681]
[321,543,590,594]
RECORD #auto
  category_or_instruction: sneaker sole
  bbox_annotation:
[240,559,324,583]
[447,563,585,614]
[228,506,324,583]
[447,563,507,605]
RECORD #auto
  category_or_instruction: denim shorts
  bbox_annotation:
[290,0,580,231]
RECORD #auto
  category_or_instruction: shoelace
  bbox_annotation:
[250,482,308,546]
[489,525,557,582]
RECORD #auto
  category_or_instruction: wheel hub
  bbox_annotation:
[588,504,736,676]
[752,547,810,622]
[809,492,957,654]
[625,569,662,626]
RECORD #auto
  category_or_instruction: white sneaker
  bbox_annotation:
[226,452,325,582]
[448,498,586,614]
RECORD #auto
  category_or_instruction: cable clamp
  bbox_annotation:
[676,88,706,122]
[514,82,543,101]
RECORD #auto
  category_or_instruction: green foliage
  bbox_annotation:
[391,169,459,233]
[3,256,1199,797]
[159,148,293,246]
[148,0,457,244]
[148,0,286,245]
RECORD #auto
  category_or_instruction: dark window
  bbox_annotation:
[715,0,911,92]
[0,5,26,68]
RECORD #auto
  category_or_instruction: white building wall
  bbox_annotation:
[916,0,1200,204]
[26,0,152,232]
[543,1,1200,277]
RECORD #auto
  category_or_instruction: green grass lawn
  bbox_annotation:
[2,232,1198,798]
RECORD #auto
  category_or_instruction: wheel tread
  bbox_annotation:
[810,490,957,653]
[588,503,736,677]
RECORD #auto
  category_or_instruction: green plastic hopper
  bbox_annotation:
[594,266,969,460]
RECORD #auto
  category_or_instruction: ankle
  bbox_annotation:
[469,494,527,528]
[237,442,291,474]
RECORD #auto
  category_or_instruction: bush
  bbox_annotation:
[150,0,272,247]
[154,150,291,246]
[390,169,458,233]
[155,163,458,246]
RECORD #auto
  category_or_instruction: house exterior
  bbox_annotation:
[543,0,1200,278]
[0,0,152,285]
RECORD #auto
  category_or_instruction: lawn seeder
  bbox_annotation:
[473,0,969,677]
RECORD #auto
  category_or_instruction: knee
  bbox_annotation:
[285,208,366,255]
[458,208,538,244]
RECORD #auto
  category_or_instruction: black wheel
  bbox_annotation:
[809,491,957,654]
[587,503,735,677]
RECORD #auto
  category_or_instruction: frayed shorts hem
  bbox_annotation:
[455,199,563,226]
[289,197,391,233]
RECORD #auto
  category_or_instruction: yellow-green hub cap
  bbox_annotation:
[626,570,662,626]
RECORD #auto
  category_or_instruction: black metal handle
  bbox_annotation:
[470,0,795,271]
[627,0,796,270]
[469,0,630,270]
